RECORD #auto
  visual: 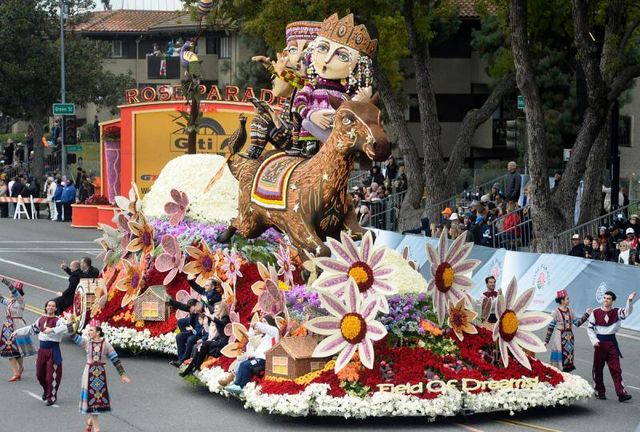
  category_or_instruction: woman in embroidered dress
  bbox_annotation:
[66,317,131,432]
[544,289,591,372]
[0,277,35,381]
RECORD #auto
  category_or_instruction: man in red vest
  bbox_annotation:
[587,290,636,401]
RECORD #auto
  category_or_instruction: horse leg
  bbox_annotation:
[286,222,331,257]
[217,224,237,244]
[342,209,367,240]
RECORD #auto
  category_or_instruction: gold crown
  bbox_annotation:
[318,13,378,58]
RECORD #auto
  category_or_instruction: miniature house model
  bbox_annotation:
[133,285,169,321]
[266,335,330,380]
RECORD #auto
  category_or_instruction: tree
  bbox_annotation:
[510,0,640,251]
[185,0,516,229]
[0,0,133,179]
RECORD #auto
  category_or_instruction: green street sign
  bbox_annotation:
[53,103,75,115]
[517,95,524,110]
[65,145,82,152]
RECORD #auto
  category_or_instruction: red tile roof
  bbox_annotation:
[72,10,182,33]
[456,0,494,17]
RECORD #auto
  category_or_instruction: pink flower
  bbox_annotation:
[174,287,200,321]
[221,249,243,287]
[154,235,185,286]
[275,244,296,286]
[164,189,189,226]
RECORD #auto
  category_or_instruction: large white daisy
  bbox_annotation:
[313,231,396,312]
[492,277,551,369]
[305,279,387,373]
[426,228,480,324]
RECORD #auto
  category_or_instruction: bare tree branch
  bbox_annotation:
[608,64,640,101]
[445,73,516,177]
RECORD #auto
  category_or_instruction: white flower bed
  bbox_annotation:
[101,323,177,355]
[194,370,592,419]
[141,154,239,224]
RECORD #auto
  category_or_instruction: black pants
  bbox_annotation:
[55,201,63,221]
[62,202,72,221]
[183,338,227,375]
[54,295,73,315]
[0,203,7,218]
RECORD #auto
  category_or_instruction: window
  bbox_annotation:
[406,94,420,123]
[111,40,124,58]
[619,115,632,147]
[272,356,288,375]
[206,33,231,58]
[219,35,231,59]
[141,301,159,319]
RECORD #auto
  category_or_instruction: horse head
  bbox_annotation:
[328,96,390,162]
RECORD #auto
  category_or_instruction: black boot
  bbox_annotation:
[238,144,265,159]
[217,226,237,243]
[286,141,303,156]
[302,141,318,157]
[180,363,194,377]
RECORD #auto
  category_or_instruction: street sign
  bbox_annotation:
[53,103,75,115]
[563,148,572,162]
[65,145,82,152]
[517,95,524,110]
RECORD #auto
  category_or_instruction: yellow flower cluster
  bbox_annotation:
[107,286,116,301]
[263,360,337,386]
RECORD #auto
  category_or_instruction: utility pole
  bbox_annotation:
[59,0,67,178]
[609,100,621,209]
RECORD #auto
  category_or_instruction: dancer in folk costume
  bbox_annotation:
[588,290,636,401]
[65,317,131,432]
[544,290,590,372]
[0,277,35,381]
[13,300,68,405]
[480,276,500,324]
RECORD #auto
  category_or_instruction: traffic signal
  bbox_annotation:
[64,116,77,146]
[505,119,517,149]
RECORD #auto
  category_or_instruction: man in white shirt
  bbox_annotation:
[587,290,636,402]
[14,300,69,405]
[45,177,57,220]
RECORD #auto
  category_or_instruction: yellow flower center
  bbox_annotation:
[435,263,455,293]
[347,262,373,292]
[340,313,366,344]
[499,310,519,342]
[278,280,291,291]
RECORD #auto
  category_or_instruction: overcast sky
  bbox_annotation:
[93,0,183,10]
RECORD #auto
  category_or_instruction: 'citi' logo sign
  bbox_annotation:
[170,118,231,154]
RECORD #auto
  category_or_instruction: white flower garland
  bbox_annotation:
[194,370,592,419]
[101,323,177,355]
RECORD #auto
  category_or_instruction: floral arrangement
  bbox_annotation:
[84,194,110,205]
[103,126,120,141]
[90,183,592,420]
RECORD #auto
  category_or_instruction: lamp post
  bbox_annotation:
[59,0,67,177]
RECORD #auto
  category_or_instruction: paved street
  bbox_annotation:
[1,219,639,432]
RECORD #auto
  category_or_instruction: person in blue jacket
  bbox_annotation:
[60,179,76,222]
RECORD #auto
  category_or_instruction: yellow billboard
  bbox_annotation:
[133,108,254,195]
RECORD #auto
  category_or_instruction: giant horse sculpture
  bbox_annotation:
[217,98,390,257]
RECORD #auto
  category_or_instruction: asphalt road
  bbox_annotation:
[1,219,640,432]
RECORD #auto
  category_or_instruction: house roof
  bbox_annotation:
[456,0,496,17]
[273,335,323,360]
[140,285,167,300]
[71,10,182,34]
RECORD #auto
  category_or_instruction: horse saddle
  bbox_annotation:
[250,152,304,210]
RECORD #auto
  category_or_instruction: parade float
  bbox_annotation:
[80,7,593,421]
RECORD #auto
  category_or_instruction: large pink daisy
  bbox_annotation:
[314,231,396,312]
[492,277,551,369]
[426,228,480,325]
[305,279,387,373]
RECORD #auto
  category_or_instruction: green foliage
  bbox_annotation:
[340,380,371,398]
[0,0,133,122]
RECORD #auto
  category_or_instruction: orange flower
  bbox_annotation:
[420,319,444,336]
[115,256,145,308]
[127,214,155,255]
[447,299,478,341]
[183,240,218,286]
[337,362,361,382]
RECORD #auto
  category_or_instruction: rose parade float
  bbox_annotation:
[80,9,593,421]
